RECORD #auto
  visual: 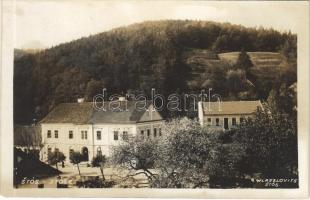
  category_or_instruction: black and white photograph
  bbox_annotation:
[0,0,309,198]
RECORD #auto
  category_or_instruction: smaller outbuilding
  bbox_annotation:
[198,100,263,130]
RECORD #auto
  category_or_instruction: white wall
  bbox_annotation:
[41,123,93,163]
[202,114,253,130]
[41,120,164,163]
[198,101,204,126]
[136,122,163,139]
[92,123,136,156]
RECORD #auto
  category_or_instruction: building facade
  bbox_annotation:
[40,100,164,163]
[198,100,262,130]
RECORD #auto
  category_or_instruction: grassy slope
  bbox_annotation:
[219,52,289,79]
[182,49,228,88]
[183,50,289,89]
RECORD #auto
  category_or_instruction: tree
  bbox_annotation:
[267,88,279,111]
[154,119,211,188]
[212,34,229,52]
[91,154,107,181]
[112,137,159,183]
[112,118,245,188]
[84,79,104,101]
[205,64,228,95]
[14,125,43,159]
[207,142,247,188]
[14,20,296,124]
[280,34,297,63]
[234,49,253,72]
[69,151,83,176]
[151,118,236,188]
[225,69,247,96]
[47,150,66,170]
[267,83,296,116]
[233,108,298,178]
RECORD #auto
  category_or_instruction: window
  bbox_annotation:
[96,131,101,140]
[54,130,58,138]
[140,130,144,139]
[159,128,162,136]
[114,131,119,140]
[69,131,73,139]
[153,128,157,137]
[232,118,236,126]
[123,131,128,141]
[224,118,228,130]
[240,117,244,123]
[207,118,212,126]
[147,129,150,137]
[216,118,220,126]
[81,131,87,140]
[47,130,51,138]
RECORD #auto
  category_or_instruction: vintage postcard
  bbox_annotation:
[0,0,309,198]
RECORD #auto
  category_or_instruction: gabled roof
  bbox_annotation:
[40,101,163,124]
[201,100,262,115]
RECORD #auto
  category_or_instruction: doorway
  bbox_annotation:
[224,118,229,130]
[81,147,89,161]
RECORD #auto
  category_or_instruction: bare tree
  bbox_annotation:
[14,125,43,158]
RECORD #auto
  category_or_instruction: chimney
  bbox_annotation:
[77,98,85,103]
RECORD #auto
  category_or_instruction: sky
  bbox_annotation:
[14,0,308,49]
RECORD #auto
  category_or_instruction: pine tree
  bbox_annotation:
[235,49,253,71]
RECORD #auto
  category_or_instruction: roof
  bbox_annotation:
[90,101,154,124]
[201,100,262,115]
[40,101,163,124]
[40,103,94,124]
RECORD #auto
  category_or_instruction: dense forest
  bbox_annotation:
[14,20,297,124]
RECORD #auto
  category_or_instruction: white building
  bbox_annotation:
[40,99,164,163]
[198,100,262,130]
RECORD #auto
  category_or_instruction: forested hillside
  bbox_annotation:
[14,20,297,123]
